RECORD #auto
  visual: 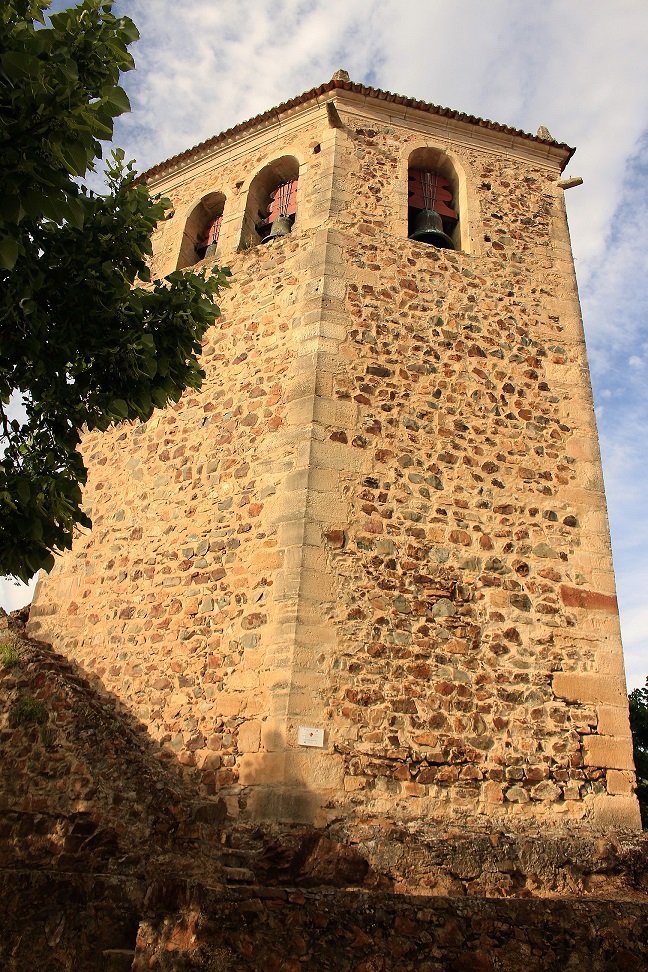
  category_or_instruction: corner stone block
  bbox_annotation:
[245,785,327,826]
[284,467,310,492]
[306,466,341,493]
[560,585,618,613]
[606,770,636,795]
[238,750,344,789]
[597,645,632,677]
[260,717,288,752]
[589,794,642,831]
[285,396,317,428]
[552,672,626,706]
[238,752,285,786]
[277,519,306,548]
[286,750,345,789]
[312,396,358,428]
[583,735,635,770]
[597,705,632,737]
[237,720,261,753]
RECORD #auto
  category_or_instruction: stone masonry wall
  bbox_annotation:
[28,91,640,831]
[29,233,309,816]
[5,872,648,972]
[311,128,636,826]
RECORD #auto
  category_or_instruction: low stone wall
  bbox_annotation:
[1,871,143,972]
[2,870,648,972]
[135,882,648,972]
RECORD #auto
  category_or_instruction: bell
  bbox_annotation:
[261,214,293,244]
[409,209,455,249]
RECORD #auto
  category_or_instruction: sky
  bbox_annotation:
[3,0,648,691]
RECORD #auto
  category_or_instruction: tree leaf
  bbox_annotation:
[109,399,129,418]
[0,237,21,270]
[62,140,91,177]
[16,480,31,505]
[101,85,131,115]
[119,18,140,44]
[0,50,41,79]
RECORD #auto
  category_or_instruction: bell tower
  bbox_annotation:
[29,74,641,833]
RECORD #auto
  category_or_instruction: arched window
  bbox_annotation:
[177,192,226,269]
[240,156,299,249]
[407,149,460,250]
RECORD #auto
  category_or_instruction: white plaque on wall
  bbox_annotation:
[297,726,325,748]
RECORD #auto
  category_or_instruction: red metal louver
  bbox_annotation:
[267,180,298,223]
[198,214,223,251]
[408,170,456,219]
[206,214,223,246]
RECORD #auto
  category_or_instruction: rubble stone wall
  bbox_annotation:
[4,871,648,972]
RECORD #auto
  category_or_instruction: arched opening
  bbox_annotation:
[407,148,460,251]
[177,192,226,269]
[240,156,299,249]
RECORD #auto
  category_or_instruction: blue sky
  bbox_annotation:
[3,0,648,691]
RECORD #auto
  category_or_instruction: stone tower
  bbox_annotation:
[29,74,640,833]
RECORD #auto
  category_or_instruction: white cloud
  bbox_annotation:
[116,0,385,168]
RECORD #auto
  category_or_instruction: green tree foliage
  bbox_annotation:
[0,1,230,582]
[629,681,648,828]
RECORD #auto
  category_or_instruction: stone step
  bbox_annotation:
[220,846,257,864]
[222,865,256,884]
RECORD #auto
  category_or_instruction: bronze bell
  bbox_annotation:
[261,214,293,244]
[409,209,455,249]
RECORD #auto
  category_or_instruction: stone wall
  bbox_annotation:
[317,168,633,823]
[27,88,640,830]
[4,871,648,972]
[132,885,648,972]
[0,613,226,881]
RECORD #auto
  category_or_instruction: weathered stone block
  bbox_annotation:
[589,794,643,830]
[560,585,618,612]
[597,705,632,737]
[553,673,626,706]
[606,769,636,796]
[237,720,261,753]
[583,735,635,770]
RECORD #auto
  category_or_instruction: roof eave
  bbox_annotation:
[139,79,575,184]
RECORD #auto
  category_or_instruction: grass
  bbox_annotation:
[39,725,54,748]
[0,641,20,669]
[12,695,47,726]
